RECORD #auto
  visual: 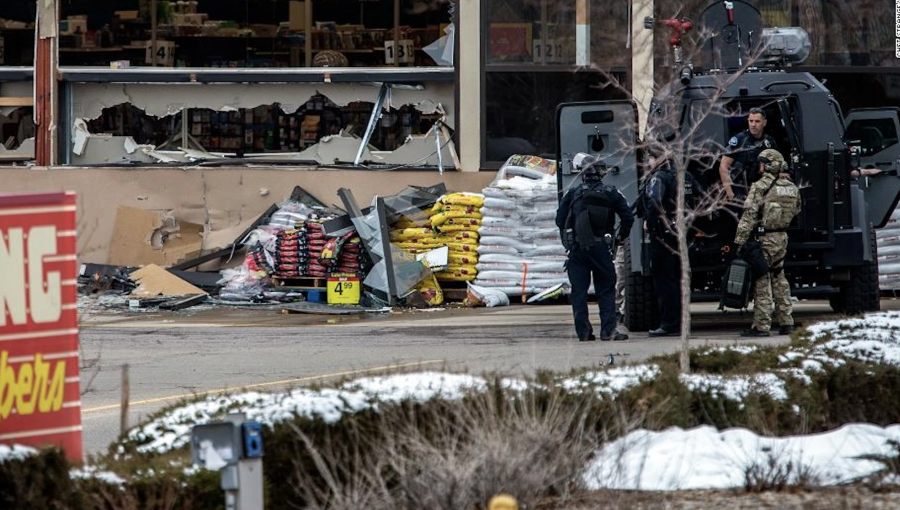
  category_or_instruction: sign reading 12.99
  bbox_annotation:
[0,192,82,461]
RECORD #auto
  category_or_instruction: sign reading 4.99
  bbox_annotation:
[0,192,82,461]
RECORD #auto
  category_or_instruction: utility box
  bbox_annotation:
[191,414,264,510]
[191,421,244,468]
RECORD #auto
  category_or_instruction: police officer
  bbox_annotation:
[734,149,801,336]
[556,153,634,342]
[719,108,778,201]
[644,153,703,337]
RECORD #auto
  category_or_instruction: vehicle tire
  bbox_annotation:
[624,243,660,332]
[829,231,880,314]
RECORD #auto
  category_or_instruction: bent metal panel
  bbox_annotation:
[0,192,82,461]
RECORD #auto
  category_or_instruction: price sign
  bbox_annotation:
[384,39,415,64]
[327,272,361,304]
[532,38,566,64]
[144,40,176,67]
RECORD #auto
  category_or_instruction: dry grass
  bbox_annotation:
[285,383,644,510]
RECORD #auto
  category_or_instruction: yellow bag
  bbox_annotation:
[392,242,425,253]
[435,234,478,246]
[442,204,482,215]
[435,222,481,234]
[435,270,478,282]
[445,242,478,253]
[431,209,483,226]
[448,253,479,266]
[439,193,484,208]
[414,272,444,306]
[390,227,436,242]
[393,218,431,229]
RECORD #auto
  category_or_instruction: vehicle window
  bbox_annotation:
[846,118,899,156]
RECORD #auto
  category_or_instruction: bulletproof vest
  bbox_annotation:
[761,179,800,230]
[731,134,772,185]
[566,184,614,250]
[645,168,694,232]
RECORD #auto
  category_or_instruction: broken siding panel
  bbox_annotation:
[70,82,455,124]
[68,81,456,166]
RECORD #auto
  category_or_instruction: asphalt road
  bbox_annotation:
[77,299,890,455]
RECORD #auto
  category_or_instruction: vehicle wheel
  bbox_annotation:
[624,243,660,332]
[829,231,880,314]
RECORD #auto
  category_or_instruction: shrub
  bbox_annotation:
[277,383,609,510]
[0,448,83,510]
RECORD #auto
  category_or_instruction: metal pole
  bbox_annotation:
[393,0,400,67]
[34,0,59,166]
[354,82,389,165]
[120,364,130,434]
[375,197,397,305]
[305,0,312,66]
[151,0,158,66]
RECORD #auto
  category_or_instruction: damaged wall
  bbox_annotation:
[0,167,495,265]
[71,81,453,128]
[68,81,456,166]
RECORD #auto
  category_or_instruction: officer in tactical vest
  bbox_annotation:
[719,107,778,201]
[734,149,801,337]
[644,153,704,337]
[556,153,634,341]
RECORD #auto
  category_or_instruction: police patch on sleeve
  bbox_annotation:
[728,136,739,147]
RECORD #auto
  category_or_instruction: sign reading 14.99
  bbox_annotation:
[0,192,82,461]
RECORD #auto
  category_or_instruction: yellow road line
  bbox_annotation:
[82,360,444,414]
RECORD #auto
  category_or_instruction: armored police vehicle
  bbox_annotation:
[556,0,900,331]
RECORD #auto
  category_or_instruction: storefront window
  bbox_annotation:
[483,0,630,165]
[0,2,36,66]
[485,0,628,68]
[0,2,37,162]
[55,0,453,68]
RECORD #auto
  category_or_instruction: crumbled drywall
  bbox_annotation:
[72,82,455,123]
[72,82,457,167]
[0,137,35,160]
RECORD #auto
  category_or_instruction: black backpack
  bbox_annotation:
[720,257,752,310]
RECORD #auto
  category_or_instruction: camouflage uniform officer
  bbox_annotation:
[734,149,801,337]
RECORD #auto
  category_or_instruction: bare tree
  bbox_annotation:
[587,6,789,372]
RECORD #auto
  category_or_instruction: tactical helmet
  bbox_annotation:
[758,148,787,174]
[572,152,608,180]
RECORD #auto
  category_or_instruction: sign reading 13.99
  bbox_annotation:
[384,39,415,64]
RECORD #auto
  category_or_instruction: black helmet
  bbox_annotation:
[572,152,608,180]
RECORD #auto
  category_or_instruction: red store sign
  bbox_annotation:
[0,192,82,461]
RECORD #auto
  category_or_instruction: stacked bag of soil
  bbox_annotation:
[877,207,900,291]
[472,156,569,296]
[389,192,484,282]
[271,228,309,278]
[430,192,484,282]
[305,221,368,278]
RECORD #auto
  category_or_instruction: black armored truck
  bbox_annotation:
[556,0,900,331]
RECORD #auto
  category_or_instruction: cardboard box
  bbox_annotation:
[114,10,140,20]
[108,206,204,267]
[289,1,307,31]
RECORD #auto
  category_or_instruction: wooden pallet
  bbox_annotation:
[437,280,470,302]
